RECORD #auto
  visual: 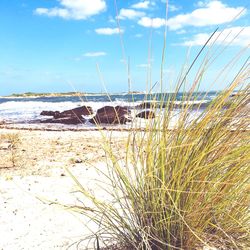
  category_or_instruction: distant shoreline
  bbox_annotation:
[0,91,145,99]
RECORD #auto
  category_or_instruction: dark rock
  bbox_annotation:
[40,111,60,116]
[136,110,155,119]
[89,106,130,124]
[40,106,93,119]
[59,106,93,117]
[40,117,85,125]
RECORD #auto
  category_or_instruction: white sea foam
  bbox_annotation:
[0,101,83,122]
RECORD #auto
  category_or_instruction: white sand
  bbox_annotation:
[0,129,128,250]
[0,163,112,250]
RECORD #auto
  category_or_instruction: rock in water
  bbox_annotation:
[136,110,155,119]
[59,106,93,117]
[89,106,130,124]
[40,106,93,119]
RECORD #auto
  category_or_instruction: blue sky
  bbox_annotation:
[0,0,249,95]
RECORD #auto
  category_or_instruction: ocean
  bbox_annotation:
[0,92,218,130]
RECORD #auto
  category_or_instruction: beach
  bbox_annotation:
[1,0,249,248]
[0,92,248,249]
[0,128,128,249]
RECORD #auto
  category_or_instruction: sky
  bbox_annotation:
[0,0,249,95]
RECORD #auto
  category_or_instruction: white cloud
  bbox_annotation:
[138,17,166,28]
[169,4,181,12]
[138,1,246,29]
[119,8,145,20]
[95,27,123,35]
[35,8,70,18]
[181,26,250,47]
[83,52,107,57]
[35,0,106,20]
[131,1,150,9]
[167,0,246,30]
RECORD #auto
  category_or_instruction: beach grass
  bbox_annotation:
[66,82,249,249]
[0,133,20,168]
[65,3,250,249]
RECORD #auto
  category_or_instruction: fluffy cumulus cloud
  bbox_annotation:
[95,27,123,35]
[181,26,250,46]
[35,0,106,20]
[83,52,107,57]
[118,8,145,20]
[131,1,150,9]
[167,0,246,30]
[138,17,166,28]
[138,1,246,29]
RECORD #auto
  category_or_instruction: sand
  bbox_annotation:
[0,128,128,250]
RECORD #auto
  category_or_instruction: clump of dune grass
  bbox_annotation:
[8,133,20,168]
[67,81,249,249]
[65,15,250,250]
[0,133,20,168]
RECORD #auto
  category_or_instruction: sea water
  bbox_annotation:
[0,92,218,130]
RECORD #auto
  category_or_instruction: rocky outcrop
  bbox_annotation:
[58,106,93,117]
[89,106,130,124]
[40,105,132,125]
[40,106,93,119]
[136,110,155,119]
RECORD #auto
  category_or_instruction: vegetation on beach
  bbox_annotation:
[0,133,20,169]
[67,82,249,249]
[59,1,250,248]
[65,20,250,250]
